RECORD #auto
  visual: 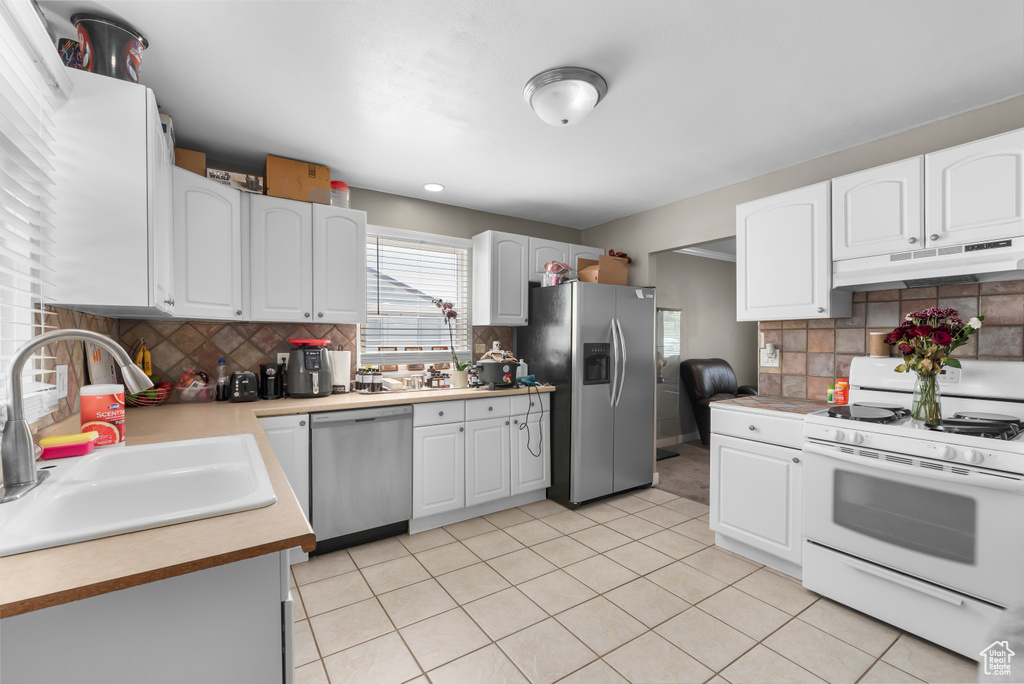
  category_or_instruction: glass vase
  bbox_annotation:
[912,372,942,427]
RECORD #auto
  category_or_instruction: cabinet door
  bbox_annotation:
[312,205,367,324]
[147,92,175,314]
[465,417,511,507]
[472,231,529,326]
[250,195,313,322]
[528,238,569,282]
[413,423,465,518]
[832,157,924,260]
[172,169,244,320]
[259,414,310,566]
[926,128,1024,247]
[569,244,606,274]
[511,411,550,495]
[736,182,835,321]
[710,434,801,564]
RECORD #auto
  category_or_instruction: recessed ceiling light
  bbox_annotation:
[424,183,445,192]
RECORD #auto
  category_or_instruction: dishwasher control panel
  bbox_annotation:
[311,404,413,423]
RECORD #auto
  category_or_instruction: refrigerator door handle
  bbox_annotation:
[609,320,620,407]
[613,318,627,406]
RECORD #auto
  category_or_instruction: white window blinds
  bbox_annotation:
[361,228,472,367]
[0,1,69,423]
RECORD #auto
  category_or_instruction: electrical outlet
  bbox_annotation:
[760,348,780,368]
[277,353,289,367]
[475,342,485,354]
[57,365,69,399]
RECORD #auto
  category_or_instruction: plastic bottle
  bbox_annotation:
[330,181,350,208]
[517,359,528,380]
[834,379,849,405]
[215,359,230,401]
[826,385,835,403]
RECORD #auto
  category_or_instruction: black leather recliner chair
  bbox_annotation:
[680,358,757,445]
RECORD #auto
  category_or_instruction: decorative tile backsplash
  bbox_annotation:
[758,280,1024,400]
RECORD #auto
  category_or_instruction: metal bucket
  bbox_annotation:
[71,13,149,83]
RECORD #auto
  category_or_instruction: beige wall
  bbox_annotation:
[653,251,758,437]
[583,96,1024,287]
[352,188,583,243]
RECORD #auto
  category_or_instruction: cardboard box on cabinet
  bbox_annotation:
[577,255,629,286]
[206,167,265,194]
[265,154,331,204]
[174,148,206,176]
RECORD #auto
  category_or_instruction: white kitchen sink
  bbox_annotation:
[0,434,276,557]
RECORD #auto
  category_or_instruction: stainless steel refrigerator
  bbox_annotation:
[518,282,656,506]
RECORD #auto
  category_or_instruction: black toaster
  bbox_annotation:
[228,371,259,402]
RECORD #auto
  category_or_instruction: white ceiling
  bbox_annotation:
[39,1,1024,230]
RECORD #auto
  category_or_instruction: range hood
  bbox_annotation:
[833,237,1024,291]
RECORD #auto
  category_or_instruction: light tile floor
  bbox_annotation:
[290,490,978,684]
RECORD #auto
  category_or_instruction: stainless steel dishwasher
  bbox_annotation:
[310,405,412,554]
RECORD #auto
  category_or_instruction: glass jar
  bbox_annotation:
[330,181,350,208]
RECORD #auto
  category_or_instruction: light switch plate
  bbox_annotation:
[57,365,69,399]
[277,353,289,367]
[760,349,780,368]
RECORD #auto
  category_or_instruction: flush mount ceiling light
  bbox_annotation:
[423,183,445,192]
[524,66,608,126]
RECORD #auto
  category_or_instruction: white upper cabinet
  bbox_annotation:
[926,128,1024,247]
[312,205,367,324]
[832,157,924,260]
[472,231,530,326]
[172,169,245,320]
[53,68,174,316]
[737,182,850,321]
[528,238,570,282]
[250,195,313,322]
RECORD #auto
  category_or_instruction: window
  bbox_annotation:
[0,1,69,423]
[360,227,471,368]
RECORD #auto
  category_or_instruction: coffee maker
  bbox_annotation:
[285,339,332,398]
[259,363,284,400]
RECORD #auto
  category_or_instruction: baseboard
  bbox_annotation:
[681,431,700,443]
[715,534,802,580]
[409,489,545,534]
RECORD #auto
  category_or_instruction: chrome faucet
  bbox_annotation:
[1,329,153,503]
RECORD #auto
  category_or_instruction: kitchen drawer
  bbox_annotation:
[511,393,549,415]
[803,541,1000,659]
[413,400,466,427]
[466,396,511,421]
[711,407,804,449]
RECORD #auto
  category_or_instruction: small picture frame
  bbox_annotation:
[378,347,399,372]
[405,347,424,371]
[432,346,451,370]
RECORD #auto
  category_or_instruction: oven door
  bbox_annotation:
[803,440,1024,606]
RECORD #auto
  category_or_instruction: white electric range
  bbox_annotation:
[801,357,1024,659]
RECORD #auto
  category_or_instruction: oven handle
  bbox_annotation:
[802,442,1024,494]
[839,554,964,606]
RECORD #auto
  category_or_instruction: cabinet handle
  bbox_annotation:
[930,234,939,241]
[299,421,306,427]
[793,457,800,463]
[748,425,756,431]
[488,406,494,411]
[908,237,917,244]
[459,427,464,432]
[514,419,519,424]
[506,420,510,425]
[318,312,324,318]
[304,312,311,318]
[438,411,444,416]
[816,307,825,313]
[236,310,242,316]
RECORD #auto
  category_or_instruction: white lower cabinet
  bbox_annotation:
[259,414,310,565]
[710,406,803,570]
[1,552,289,683]
[511,410,551,495]
[413,422,466,518]
[412,396,550,525]
[465,416,511,506]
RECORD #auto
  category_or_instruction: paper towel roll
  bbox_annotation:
[330,350,351,392]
